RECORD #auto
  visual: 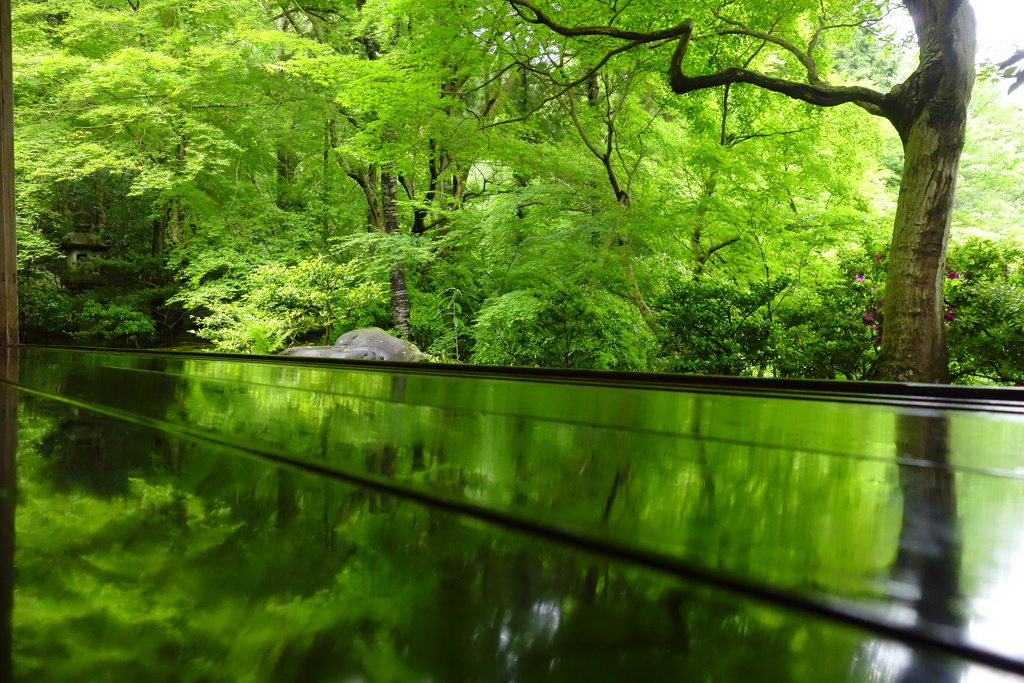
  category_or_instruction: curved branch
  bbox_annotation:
[506,1,893,119]
[478,38,646,128]
[716,28,822,84]
[669,23,891,118]
[673,67,889,113]
[508,0,693,42]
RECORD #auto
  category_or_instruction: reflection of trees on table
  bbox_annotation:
[8,393,874,681]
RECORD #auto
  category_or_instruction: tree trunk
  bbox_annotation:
[691,171,717,278]
[871,117,959,382]
[355,1,411,337]
[382,163,411,337]
[152,208,168,257]
[275,149,297,211]
[869,0,976,383]
[617,233,658,333]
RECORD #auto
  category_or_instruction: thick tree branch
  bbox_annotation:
[669,21,890,117]
[506,1,893,119]
[509,0,694,42]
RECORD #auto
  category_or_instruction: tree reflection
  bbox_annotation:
[891,412,965,683]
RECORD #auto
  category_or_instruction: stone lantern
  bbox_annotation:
[59,230,109,289]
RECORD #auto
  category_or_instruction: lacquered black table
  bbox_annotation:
[2,346,1024,682]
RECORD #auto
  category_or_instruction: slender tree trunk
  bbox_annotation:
[691,171,717,279]
[382,163,411,336]
[617,233,658,332]
[412,139,441,235]
[355,1,411,337]
[275,149,296,211]
[152,208,168,257]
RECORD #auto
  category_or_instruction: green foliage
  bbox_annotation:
[408,286,473,361]
[192,256,387,353]
[655,278,792,376]
[18,281,75,343]
[473,285,656,370]
[945,238,1024,385]
[76,294,158,344]
[955,81,1024,238]
[7,0,1023,382]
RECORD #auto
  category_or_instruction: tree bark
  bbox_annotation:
[152,208,168,256]
[867,0,976,383]
[382,163,411,337]
[617,233,658,332]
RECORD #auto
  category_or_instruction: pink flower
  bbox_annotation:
[947,270,960,279]
[944,305,955,322]
[875,254,884,263]
[854,275,866,282]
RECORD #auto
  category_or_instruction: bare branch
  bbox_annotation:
[509,0,693,42]
[726,127,811,147]
[478,38,647,129]
[563,96,605,160]
[707,236,740,257]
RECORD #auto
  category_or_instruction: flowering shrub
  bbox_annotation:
[944,239,1024,385]
[771,245,886,379]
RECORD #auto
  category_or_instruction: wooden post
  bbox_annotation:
[0,0,17,347]
[0,21,18,676]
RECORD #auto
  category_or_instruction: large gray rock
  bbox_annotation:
[279,327,429,362]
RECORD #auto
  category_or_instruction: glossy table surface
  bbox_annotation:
[2,346,1024,682]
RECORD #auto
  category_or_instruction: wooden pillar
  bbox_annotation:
[0,13,17,674]
[0,0,17,347]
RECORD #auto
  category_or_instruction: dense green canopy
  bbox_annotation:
[9,0,1024,384]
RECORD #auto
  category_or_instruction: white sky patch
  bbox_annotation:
[888,0,1023,100]
[970,0,1023,62]
[970,0,1023,101]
